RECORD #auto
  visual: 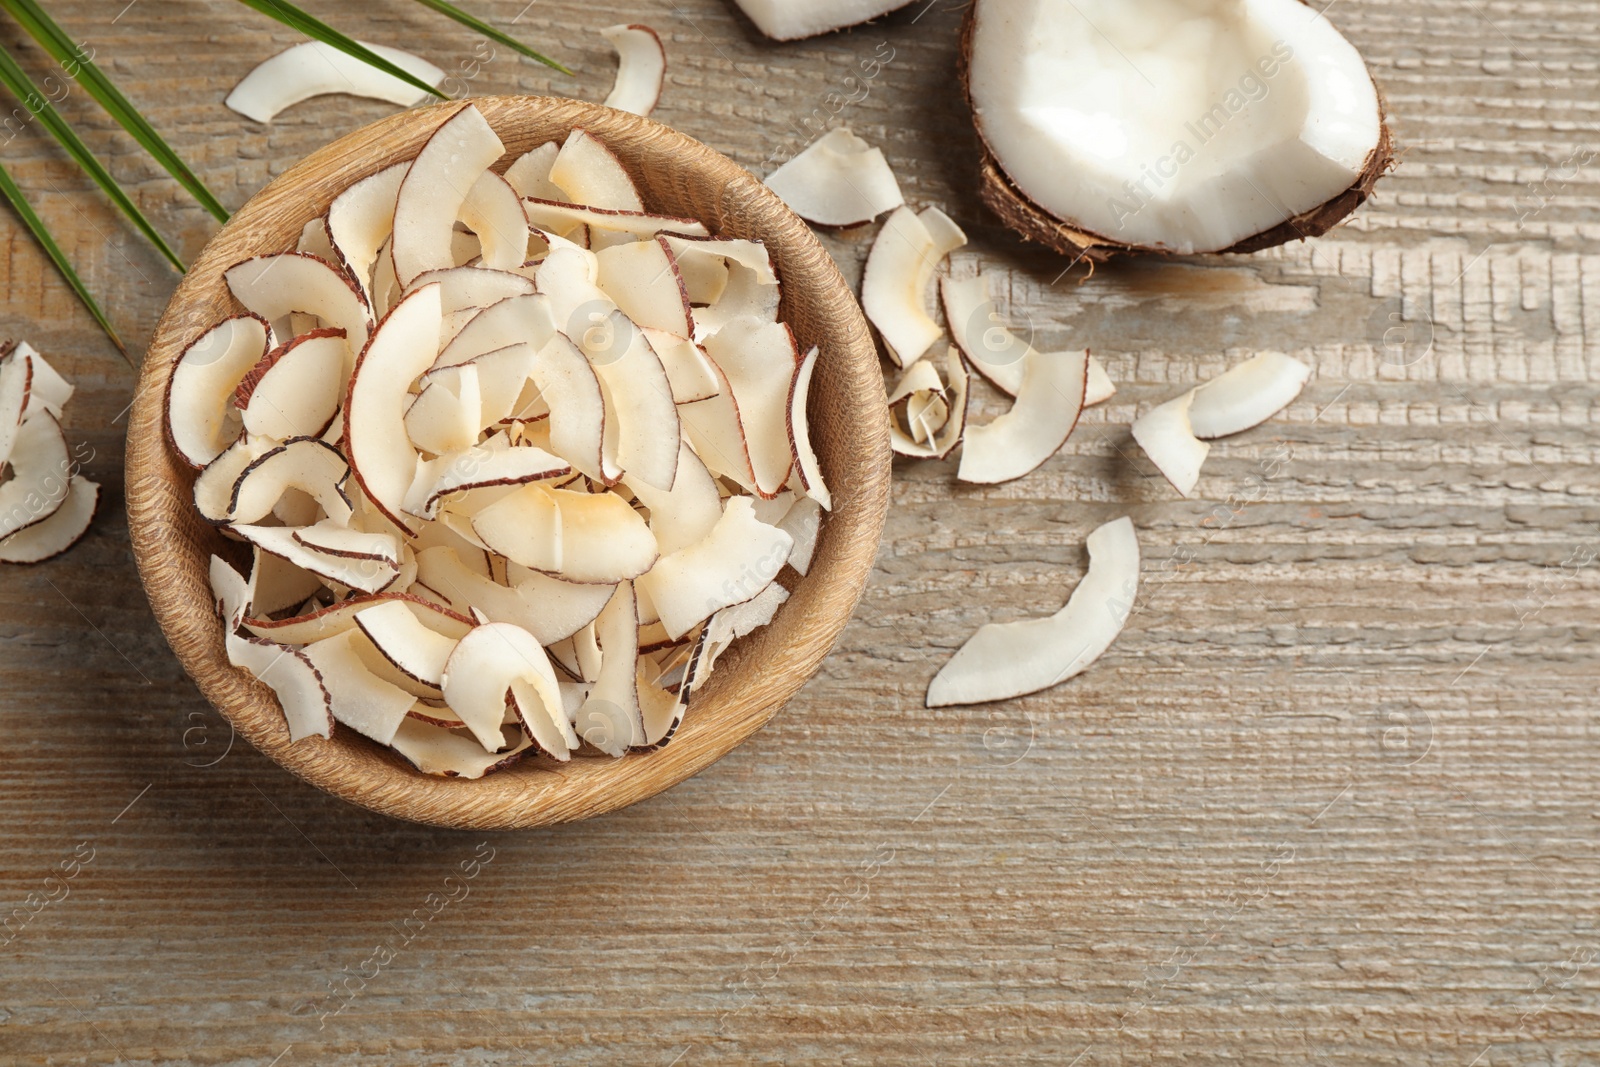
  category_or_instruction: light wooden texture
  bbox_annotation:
[2,1,1598,1062]
[126,95,890,830]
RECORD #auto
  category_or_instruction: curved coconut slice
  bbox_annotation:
[224,632,333,741]
[345,284,443,534]
[958,349,1089,485]
[702,580,789,675]
[581,312,681,492]
[637,329,717,405]
[528,333,607,481]
[476,484,656,584]
[225,40,444,123]
[623,440,722,556]
[777,495,823,576]
[636,662,686,749]
[941,273,1031,396]
[863,206,967,366]
[0,413,69,540]
[503,142,564,201]
[442,622,563,753]
[233,524,399,595]
[639,496,793,640]
[964,0,1390,258]
[765,128,904,228]
[410,266,536,319]
[408,440,572,521]
[167,314,271,468]
[523,199,708,243]
[405,364,482,459]
[293,519,401,567]
[392,104,506,287]
[10,342,74,421]
[327,162,408,303]
[228,437,353,526]
[390,717,533,778]
[243,591,472,645]
[927,516,1140,707]
[0,475,97,564]
[417,546,610,645]
[732,0,915,39]
[1130,391,1210,498]
[208,554,254,632]
[600,24,666,116]
[457,170,530,274]
[300,629,418,745]
[889,346,969,461]
[786,344,832,509]
[0,349,32,468]
[595,239,694,337]
[441,342,538,428]
[225,253,371,355]
[573,581,645,755]
[1186,351,1310,439]
[240,330,347,441]
[250,546,324,617]
[435,293,556,369]
[1086,355,1116,407]
[680,352,757,493]
[548,128,644,212]
[704,319,798,498]
[353,599,459,691]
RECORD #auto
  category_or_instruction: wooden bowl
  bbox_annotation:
[125,97,891,830]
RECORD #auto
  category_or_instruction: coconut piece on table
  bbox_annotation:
[926,516,1140,708]
[957,348,1090,485]
[0,412,70,540]
[765,127,903,228]
[225,40,443,123]
[863,205,967,366]
[601,24,666,117]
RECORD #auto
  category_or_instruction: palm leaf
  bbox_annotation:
[232,0,449,102]
[409,0,573,76]
[0,45,185,273]
[0,0,229,223]
[0,161,126,359]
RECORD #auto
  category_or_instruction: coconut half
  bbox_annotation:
[225,40,444,123]
[963,0,1393,259]
[731,0,916,40]
[926,516,1139,707]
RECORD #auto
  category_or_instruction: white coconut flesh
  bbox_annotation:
[766,128,905,228]
[0,412,70,541]
[0,344,94,564]
[1131,350,1309,495]
[863,206,968,366]
[966,0,1384,254]
[601,24,666,117]
[225,40,444,124]
[926,516,1140,707]
[959,348,1090,485]
[786,344,831,510]
[732,0,916,41]
[168,105,821,773]
[8,341,74,421]
[888,347,969,461]
[0,475,97,564]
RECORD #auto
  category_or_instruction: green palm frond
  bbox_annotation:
[409,0,573,76]
[0,161,126,359]
[0,0,230,223]
[0,45,185,273]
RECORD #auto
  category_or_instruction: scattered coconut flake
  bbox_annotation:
[765,128,904,228]
[0,475,97,564]
[1130,391,1210,498]
[863,206,967,366]
[926,516,1139,708]
[958,349,1089,485]
[225,40,444,124]
[601,24,666,117]
[1186,352,1310,439]
[1085,355,1116,407]
[889,346,969,461]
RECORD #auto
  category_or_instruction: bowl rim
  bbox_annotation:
[125,95,891,830]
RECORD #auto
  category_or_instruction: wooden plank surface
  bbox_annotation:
[3,1,1598,1063]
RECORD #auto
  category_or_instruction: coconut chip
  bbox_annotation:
[601,24,666,117]
[226,40,444,124]
[765,128,904,228]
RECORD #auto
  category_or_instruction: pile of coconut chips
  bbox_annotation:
[168,103,828,778]
[0,341,97,564]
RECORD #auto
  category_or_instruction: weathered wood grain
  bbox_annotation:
[2,0,1599,1063]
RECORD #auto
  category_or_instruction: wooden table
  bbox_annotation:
[3,2,1596,1063]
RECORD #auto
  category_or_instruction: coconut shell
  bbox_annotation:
[959,0,1397,262]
